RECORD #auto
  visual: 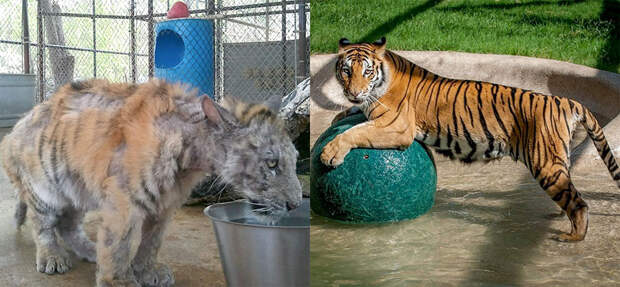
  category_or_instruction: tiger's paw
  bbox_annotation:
[36,247,72,274]
[320,136,351,167]
[552,232,585,242]
[134,263,175,287]
[97,278,140,287]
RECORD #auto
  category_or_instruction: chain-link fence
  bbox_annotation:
[0,0,309,104]
[0,1,39,76]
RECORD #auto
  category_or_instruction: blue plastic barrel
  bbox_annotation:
[154,18,214,98]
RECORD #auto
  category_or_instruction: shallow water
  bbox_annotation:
[311,158,620,286]
[217,198,311,227]
[230,216,310,227]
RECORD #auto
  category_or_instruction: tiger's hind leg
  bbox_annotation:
[535,164,588,242]
[26,192,73,274]
[57,207,96,263]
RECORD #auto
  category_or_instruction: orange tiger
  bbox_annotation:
[320,37,620,242]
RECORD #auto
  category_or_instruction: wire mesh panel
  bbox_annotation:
[0,0,309,104]
[214,0,308,103]
[0,44,25,73]
[0,0,39,75]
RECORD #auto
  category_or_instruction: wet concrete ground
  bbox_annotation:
[311,157,620,286]
[0,127,225,286]
[310,113,620,285]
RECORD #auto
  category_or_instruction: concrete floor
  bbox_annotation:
[0,127,225,286]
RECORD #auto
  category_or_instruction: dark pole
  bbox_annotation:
[296,1,307,83]
[37,0,45,103]
[281,0,287,98]
[22,0,30,74]
[207,0,216,99]
[214,0,223,100]
[148,0,154,78]
[92,0,97,78]
[130,0,136,82]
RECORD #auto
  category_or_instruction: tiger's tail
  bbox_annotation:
[572,100,620,188]
[14,200,27,228]
[1,145,28,228]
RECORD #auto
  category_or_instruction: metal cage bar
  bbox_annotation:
[36,0,45,104]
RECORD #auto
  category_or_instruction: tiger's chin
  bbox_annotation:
[348,98,363,105]
[346,91,384,107]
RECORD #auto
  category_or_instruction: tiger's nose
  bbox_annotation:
[347,92,363,103]
[286,201,300,211]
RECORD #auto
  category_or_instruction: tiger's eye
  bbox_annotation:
[266,159,278,169]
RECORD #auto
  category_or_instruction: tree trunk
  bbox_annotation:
[40,0,74,92]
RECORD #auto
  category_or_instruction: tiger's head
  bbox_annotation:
[197,96,302,223]
[335,37,389,106]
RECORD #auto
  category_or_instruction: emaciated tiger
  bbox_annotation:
[0,79,302,286]
[320,37,620,242]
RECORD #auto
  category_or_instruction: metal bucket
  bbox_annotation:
[205,198,309,287]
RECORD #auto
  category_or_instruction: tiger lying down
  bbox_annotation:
[321,37,620,242]
[0,79,302,286]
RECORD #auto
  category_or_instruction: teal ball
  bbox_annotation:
[311,113,437,223]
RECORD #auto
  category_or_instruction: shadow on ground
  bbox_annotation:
[437,0,584,12]
[597,0,620,73]
[359,0,442,43]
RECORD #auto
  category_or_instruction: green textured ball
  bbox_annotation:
[311,113,437,223]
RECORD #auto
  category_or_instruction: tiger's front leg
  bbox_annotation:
[320,120,415,167]
[96,187,145,287]
[132,212,175,287]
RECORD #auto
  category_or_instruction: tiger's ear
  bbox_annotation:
[201,95,223,125]
[373,37,386,55]
[338,38,351,53]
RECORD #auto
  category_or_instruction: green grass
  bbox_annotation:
[311,0,620,74]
